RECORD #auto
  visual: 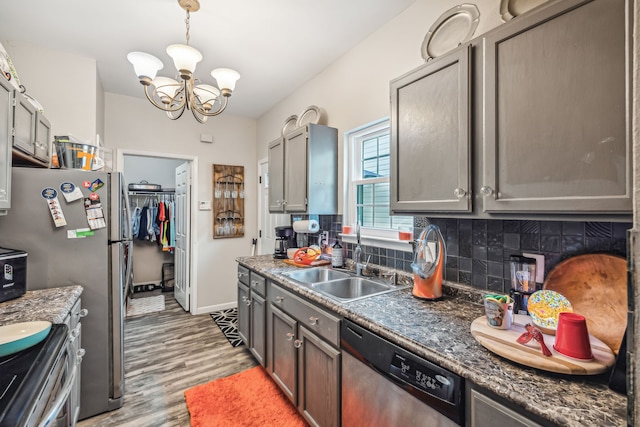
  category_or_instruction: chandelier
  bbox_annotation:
[127,0,240,123]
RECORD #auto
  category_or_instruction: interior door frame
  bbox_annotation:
[116,148,198,314]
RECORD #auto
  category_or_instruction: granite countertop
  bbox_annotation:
[238,255,627,427]
[0,285,83,325]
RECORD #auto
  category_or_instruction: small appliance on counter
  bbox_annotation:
[0,247,27,303]
[274,226,296,259]
[509,255,537,315]
[411,224,446,300]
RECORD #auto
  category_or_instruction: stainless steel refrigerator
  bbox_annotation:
[0,167,133,420]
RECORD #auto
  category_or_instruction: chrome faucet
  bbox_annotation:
[354,223,364,276]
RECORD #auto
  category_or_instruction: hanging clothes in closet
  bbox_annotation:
[129,192,175,253]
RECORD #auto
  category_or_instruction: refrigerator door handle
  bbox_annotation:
[111,242,125,401]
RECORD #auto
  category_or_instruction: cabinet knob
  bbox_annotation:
[286,332,295,341]
[294,339,303,349]
[245,299,252,306]
[77,348,86,362]
[480,186,494,196]
[453,188,467,198]
[79,308,88,318]
[309,316,319,326]
[251,280,258,288]
[241,296,247,302]
[275,296,284,303]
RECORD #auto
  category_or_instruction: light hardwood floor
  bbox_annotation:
[78,294,257,427]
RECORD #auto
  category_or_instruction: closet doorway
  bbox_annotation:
[119,150,197,313]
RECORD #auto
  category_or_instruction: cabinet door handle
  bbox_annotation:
[286,332,295,341]
[453,188,466,198]
[294,339,303,348]
[79,308,88,318]
[480,186,494,196]
[308,316,318,326]
[275,296,284,303]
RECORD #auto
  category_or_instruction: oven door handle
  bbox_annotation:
[37,339,79,427]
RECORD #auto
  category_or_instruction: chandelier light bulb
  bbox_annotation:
[211,68,240,94]
[152,77,181,103]
[166,44,202,79]
[127,52,164,84]
[194,84,221,105]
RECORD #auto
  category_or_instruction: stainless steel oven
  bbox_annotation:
[341,319,464,426]
[0,324,82,427]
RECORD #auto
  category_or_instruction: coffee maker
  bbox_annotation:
[274,226,296,259]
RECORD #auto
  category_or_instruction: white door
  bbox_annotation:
[258,158,288,255]
[174,162,191,311]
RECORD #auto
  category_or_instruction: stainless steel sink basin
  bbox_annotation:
[311,277,399,302]
[284,267,350,284]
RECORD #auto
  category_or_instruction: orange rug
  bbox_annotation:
[184,366,308,427]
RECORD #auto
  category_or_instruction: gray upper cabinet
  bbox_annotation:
[390,45,472,214]
[12,91,37,156]
[268,137,285,212]
[482,0,631,213]
[268,123,338,214]
[0,78,13,212]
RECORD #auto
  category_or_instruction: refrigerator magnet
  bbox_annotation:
[42,187,67,227]
[84,197,106,230]
[60,182,84,203]
[89,179,104,192]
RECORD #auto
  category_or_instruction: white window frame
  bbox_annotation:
[342,118,413,252]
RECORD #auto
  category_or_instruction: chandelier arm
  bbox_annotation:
[143,83,187,113]
[167,104,187,120]
[190,108,208,124]
[190,95,230,117]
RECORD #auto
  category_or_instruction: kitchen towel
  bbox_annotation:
[293,220,319,234]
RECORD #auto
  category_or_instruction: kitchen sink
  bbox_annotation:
[312,277,402,302]
[284,268,350,284]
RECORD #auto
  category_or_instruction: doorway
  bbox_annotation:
[257,157,289,256]
[118,149,197,313]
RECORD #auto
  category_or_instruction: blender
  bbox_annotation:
[509,255,537,314]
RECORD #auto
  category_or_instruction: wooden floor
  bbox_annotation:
[78,294,257,427]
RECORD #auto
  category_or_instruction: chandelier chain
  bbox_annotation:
[185,10,190,45]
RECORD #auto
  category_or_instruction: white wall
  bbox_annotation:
[105,93,257,313]
[2,40,99,143]
[256,0,503,213]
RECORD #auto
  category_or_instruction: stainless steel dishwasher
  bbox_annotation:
[341,319,463,426]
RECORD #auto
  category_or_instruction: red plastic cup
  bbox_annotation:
[553,312,593,359]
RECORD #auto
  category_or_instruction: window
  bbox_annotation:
[345,119,412,248]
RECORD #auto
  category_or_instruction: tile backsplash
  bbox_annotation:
[299,215,630,294]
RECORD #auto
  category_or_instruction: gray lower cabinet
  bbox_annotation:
[466,383,545,427]
[267,124,338,214]
[237,281,250,345]
[237,265,250,345]
[236,266,267,367]
[268,281,341,427]
[249,272,266,366]
[63,297,87,426]
[390,44,471,214]
[482,0,631,213]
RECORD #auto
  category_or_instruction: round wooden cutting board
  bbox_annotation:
[470,315,615,375]
[543,254,627,354]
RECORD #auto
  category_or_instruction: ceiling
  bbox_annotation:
[0,0,417,119]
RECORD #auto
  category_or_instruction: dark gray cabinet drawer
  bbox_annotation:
[237,265,249,286]
[249,272,266,297]
[270,283,340,347]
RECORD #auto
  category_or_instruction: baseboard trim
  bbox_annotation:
[192,301,237,315]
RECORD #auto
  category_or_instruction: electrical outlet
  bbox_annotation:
[523,252,545,284]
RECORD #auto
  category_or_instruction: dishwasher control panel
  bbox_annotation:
[390,352,456,403]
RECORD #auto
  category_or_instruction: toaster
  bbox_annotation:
[0,247,27,303]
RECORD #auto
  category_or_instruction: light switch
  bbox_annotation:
[199,201,212,211]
